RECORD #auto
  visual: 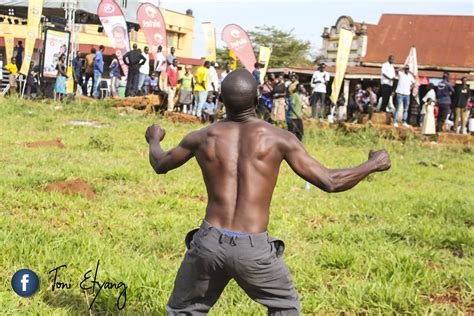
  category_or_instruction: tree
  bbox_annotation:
[248,25,313,68]
[216,47,242,69]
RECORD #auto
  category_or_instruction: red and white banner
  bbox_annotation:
[137,3,167,61]
[97,0,130,76]
[222,24,256,72]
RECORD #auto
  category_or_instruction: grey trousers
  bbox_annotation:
[311,92,326,119]
[166,220,300,315]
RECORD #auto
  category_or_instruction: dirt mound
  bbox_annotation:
[17,138,66,148]
[111,95,164,111]
[75,95,97,102]
[45,179,96,200]
[164,112,201,124]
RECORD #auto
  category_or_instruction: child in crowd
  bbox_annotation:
[4,57,18,93]
[202,95,216,123]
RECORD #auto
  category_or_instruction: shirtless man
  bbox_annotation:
[145,70,391,315]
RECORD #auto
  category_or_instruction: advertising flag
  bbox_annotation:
[97,0,130,76]
[19,0,43,75]
[330,28,353,104]
[229,49,237,70]
[202,22,217,62]
[137,3,167,62]
[258,46,271,83]
[404,46,418,78]
[4,24,15,64]
[222,24,256,72]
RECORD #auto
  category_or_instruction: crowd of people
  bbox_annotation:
[2,46,472,136]
[67,45,228,123]
[345,55,473,135]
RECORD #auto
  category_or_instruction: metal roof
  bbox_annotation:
[360,14,474,71]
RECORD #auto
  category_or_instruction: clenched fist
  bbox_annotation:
[145,124,166,144]
[368,150,391,172]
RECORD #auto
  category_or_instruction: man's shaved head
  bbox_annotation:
[221,69,257,114]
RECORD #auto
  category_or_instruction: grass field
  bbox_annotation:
[0,96,472,315]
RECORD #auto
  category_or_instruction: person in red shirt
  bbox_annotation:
[167,59,179,112]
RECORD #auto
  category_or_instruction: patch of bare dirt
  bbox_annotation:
[429,287,465,307]
[17,138,66,148]
[111,95,164,111]
[45,179,96,200]
[308,215,337,228]
[164,112,201,124]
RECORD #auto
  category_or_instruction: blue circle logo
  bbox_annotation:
[11,269,40,297]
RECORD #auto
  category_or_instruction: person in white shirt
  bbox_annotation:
[380,55,396,112]
[393,65,416,127]
[207,61,219,100]
[138,46,150,95]
[154,45,166,75]
[310,63,330,119]
[420,83,436,135]
[220,62,232,83]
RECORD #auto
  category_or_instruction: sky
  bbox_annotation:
[157,0,473,59]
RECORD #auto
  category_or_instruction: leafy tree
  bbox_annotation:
[248,25,313,68]
[216,47,242,69]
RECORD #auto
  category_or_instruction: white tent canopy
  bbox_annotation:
[0,0,160,24]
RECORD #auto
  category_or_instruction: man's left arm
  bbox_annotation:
[145,124,199,174]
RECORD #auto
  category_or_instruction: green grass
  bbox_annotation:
[0,96,473,314]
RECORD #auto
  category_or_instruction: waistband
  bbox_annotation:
[199,220,270,246]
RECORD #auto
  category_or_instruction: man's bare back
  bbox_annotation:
[176,117,295,233]
[145,71,390,234]
[146,69,391,314]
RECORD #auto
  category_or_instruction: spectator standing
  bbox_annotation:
[109,57,121,97]
[25,61,38,98]
[436,72,455,132]
[178,65,194,113]
[124,43,146,97]
[286,74,299,125]
[82,47,96,96]
[14,41,24,70]
[4,57,18,93]
[92,45,105,98]
[220,63,232,83]
[454,77,470,134]
[272,74,287,125]
[72,51,83,95]
[310,63,329,119]
[393,65,415,127]
[380,55,396,112]
[261,74,274,99]
[421,83,436,135]
[167,47,176,65]
[54,54,68,102]
[166,58,179,112]
[288,84,305,141]
[192,60,210,117]
[138,46,150,95]
[252,62,262,86]
[154,45,166,75]
[207,61,219,100]
[287,74,299,96]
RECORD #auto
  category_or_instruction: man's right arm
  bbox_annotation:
[145,124,200,174]
[282,133,390,192]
